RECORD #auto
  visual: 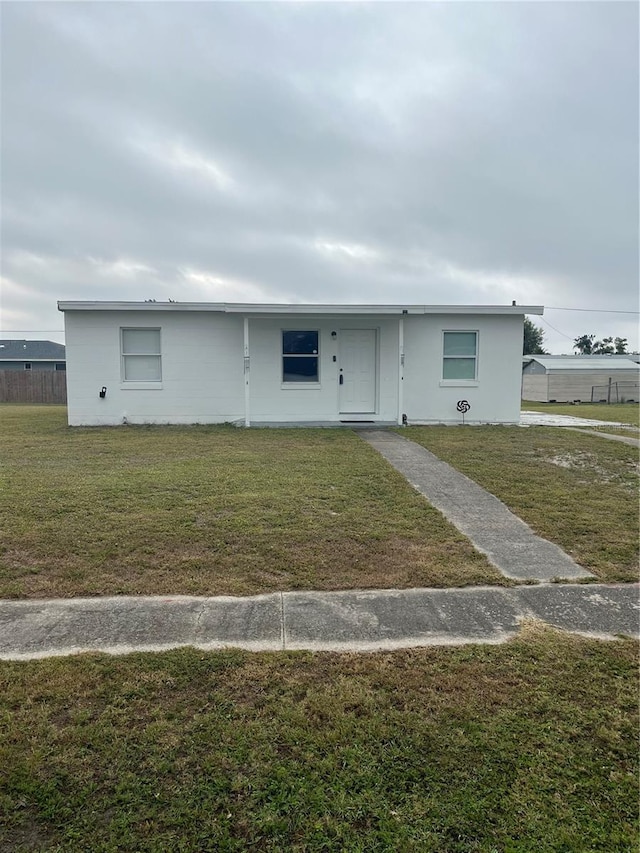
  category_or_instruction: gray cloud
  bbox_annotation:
[1,1,638,351]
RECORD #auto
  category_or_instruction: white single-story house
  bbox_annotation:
[58,301,543,427]
[522,355,640,403]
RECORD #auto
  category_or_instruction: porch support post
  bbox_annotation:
[397,316,404,425]
[243,316,250,427]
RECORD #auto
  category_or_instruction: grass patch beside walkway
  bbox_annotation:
[0,406,499,598]
[0,628,637,852]
[523,400,639,426]
[403,426,639,583]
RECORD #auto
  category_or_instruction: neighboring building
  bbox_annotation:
[0,340,67,403]
[522,355,640,403]
[58,300,543,427]
[0,340,66,371]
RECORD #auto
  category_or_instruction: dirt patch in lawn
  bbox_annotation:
[545,451,640,489]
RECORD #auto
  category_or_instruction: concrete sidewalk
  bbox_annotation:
[360,430,592,582]
[0,584,637,660]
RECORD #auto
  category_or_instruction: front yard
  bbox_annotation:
[2,407,638,851]
[2,406,638,597]
[0,406,498,598]
[1,627,637,852]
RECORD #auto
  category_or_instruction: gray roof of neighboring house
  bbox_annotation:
[0,340,66,361]
[523,356,640,371]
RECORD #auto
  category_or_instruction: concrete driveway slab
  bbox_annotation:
[520,411,632,428]
[360,430,592,582]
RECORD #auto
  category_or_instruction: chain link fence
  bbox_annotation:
[590,381,639,403]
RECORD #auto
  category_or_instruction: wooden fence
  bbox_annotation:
[0,370,67,404]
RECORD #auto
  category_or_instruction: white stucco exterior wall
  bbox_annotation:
[64,310,245,425]
[247,318,400,422]
[402,314,524,424]
[62,306,529,426]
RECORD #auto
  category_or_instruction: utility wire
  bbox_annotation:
[538,315,575,341]
[545,306,639,314]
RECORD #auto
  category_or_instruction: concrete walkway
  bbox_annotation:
[360,430,592,582]
[0,584,637,659]
[563,427,640,448]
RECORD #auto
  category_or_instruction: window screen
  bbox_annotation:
[121,328,161,381]
[443,332,477,380]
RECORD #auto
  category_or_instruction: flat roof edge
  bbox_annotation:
[58,301,544,315]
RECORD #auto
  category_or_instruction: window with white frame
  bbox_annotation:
[442,331,477,380]
[282,330,319,382]
[121,328,162,381]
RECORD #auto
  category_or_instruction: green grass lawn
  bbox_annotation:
[0,406,499,598]
[1,627,637,852]
[402,425,639,582]
[523,400,640,426]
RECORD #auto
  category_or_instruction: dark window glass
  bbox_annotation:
[24,363,31,370]
[283,331,318,355]
[55,363,66,371]
[282,331,319,382]
[283,356,318,382]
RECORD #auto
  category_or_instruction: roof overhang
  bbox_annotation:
[58,301,544,316]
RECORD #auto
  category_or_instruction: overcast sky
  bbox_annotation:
[1,1,638,352]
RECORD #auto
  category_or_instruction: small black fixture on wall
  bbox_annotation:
[99,386,107,398]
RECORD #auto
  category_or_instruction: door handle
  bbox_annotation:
[339,374,344,385]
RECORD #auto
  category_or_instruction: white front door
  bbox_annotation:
[339,329,377,414]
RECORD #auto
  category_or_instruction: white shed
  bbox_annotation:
[522,356,640,403]
[58,301,542,426]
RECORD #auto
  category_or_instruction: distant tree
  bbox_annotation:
[523,317,547,354]
[573,334,596,354]
[574,334,629,355]
[593,337,614,354]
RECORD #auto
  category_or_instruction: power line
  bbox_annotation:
[545,306,639,315]
[538,316,575,341]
